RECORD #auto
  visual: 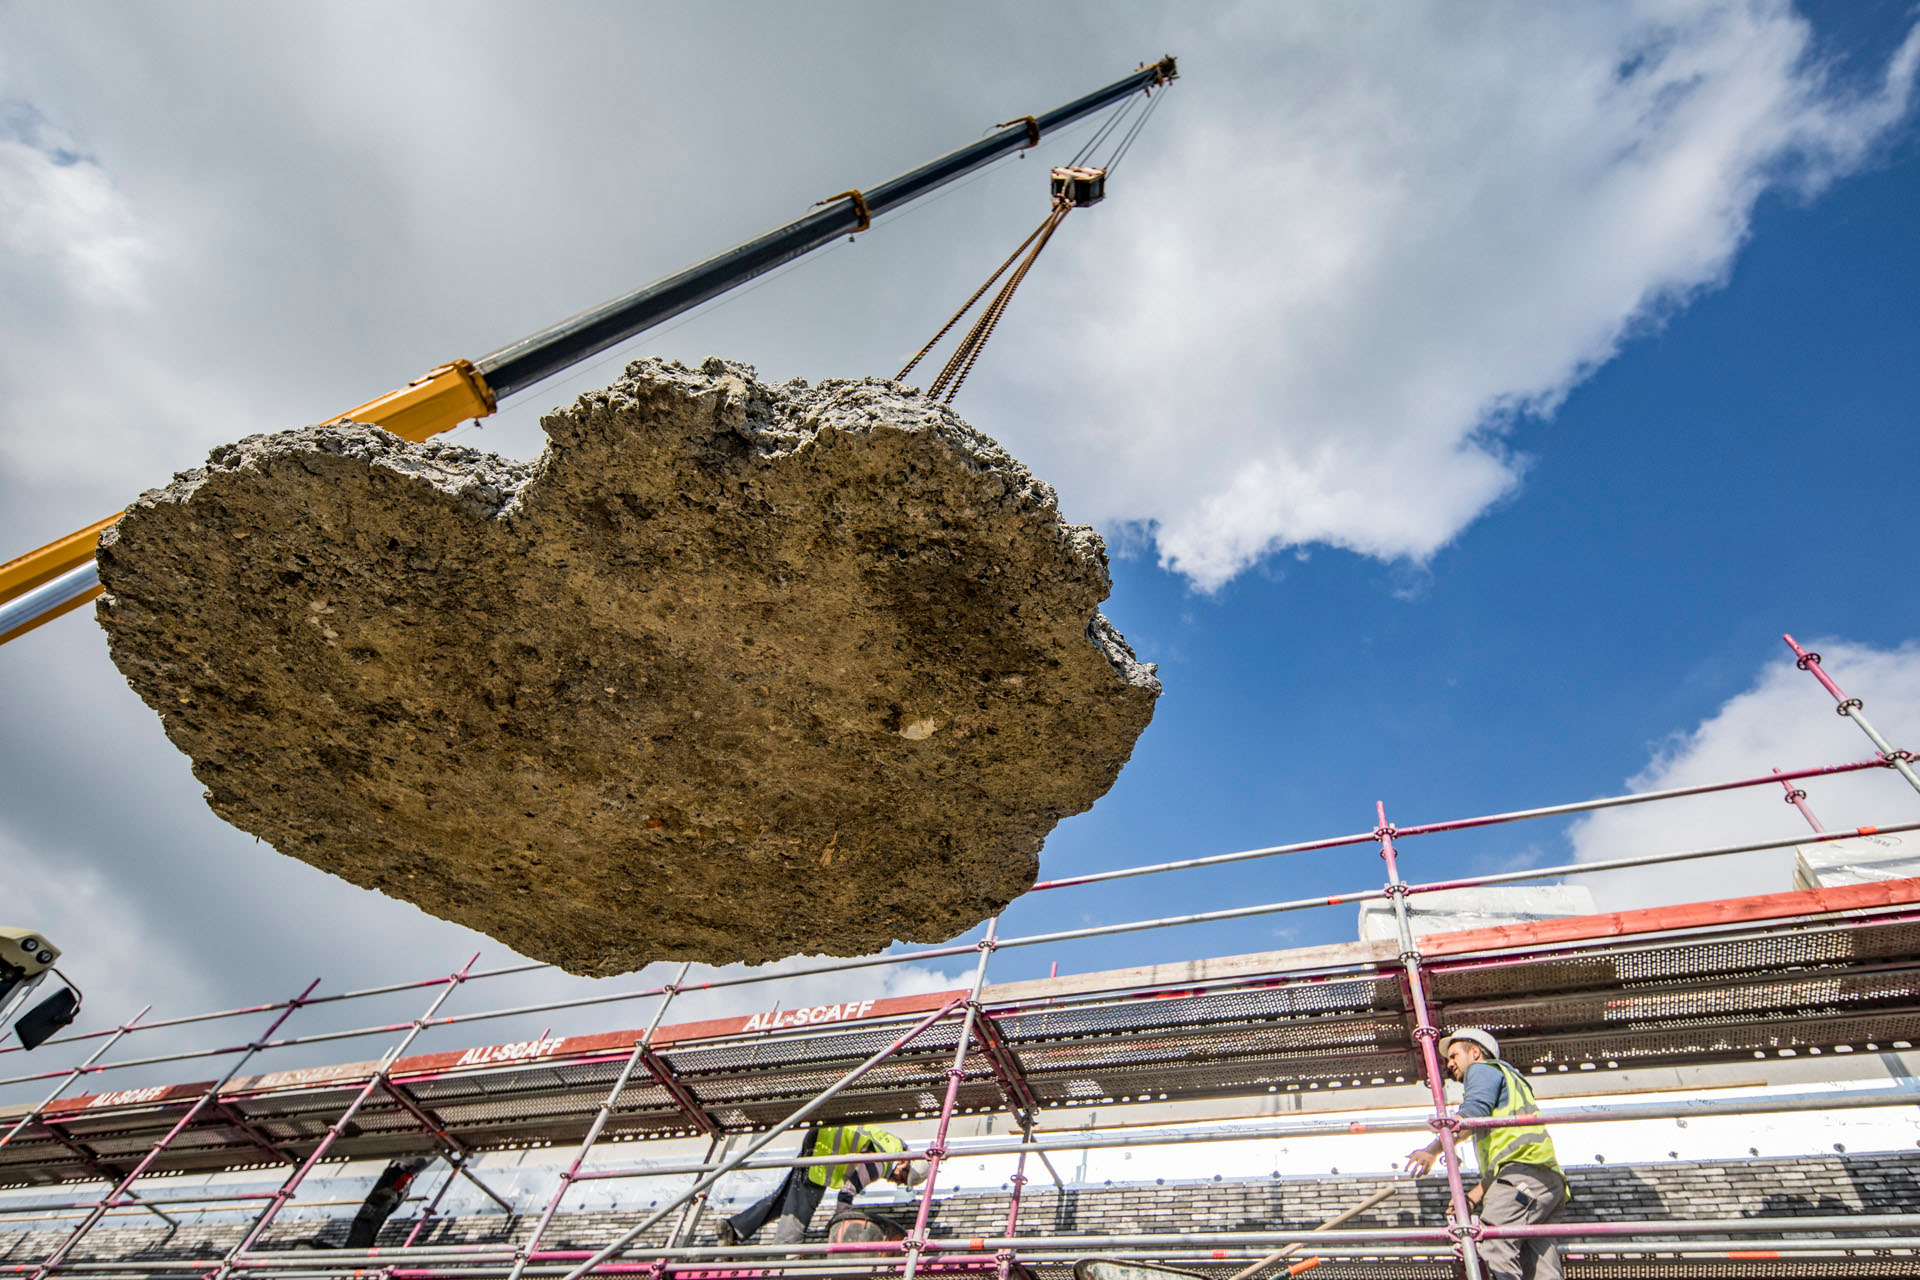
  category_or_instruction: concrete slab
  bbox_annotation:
[97,359,1158,974]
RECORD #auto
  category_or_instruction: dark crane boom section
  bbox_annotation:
[477,56,1176,398]
[0,55,1177,646]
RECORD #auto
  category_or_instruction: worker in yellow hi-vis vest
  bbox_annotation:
[1404,1028,1568,1280]
[717,1124,925,1247]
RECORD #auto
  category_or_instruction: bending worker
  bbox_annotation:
[716,1123,925,1247]
[1404,1028,1567,1280]
[342,1157,432,1248]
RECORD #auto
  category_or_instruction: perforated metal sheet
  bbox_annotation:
[6,907,1920,1189]
[1427,916,1920,1001]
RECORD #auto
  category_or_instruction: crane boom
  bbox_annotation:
[0,56,1177,647]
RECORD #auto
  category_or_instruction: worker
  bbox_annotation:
[715,1124,924,1247]
[342,1156,433,1248]
[1403,1028,1566,1280]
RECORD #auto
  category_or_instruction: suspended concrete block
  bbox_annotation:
[97,358,1160,975]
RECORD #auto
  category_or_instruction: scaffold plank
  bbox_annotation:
[5,879,1920,1190]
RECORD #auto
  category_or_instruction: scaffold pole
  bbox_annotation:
[1774,765,1826,832]
[210,959,481,1280]
[555,993,969,1280]
[1376,801,1484,1280]
[659,1133,723,1250]
[506,964,693,1280]
[0,1006,149,1156]
[30,984,318,1278]
[902,919,1000,1280]
[1785,634,1920,797]
[402,1159,467,1250]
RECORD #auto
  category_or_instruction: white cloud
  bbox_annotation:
[0,3,1914,1071]
[0,824,218,1036]
[0,103,147,304]
[1011,1,1920,589]
[3,4,1914,584]
[1569,640,1920,910]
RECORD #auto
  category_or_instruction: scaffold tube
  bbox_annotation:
[1031,756,1890,891]
[15,749,1896,1065]
[503,965,692,1280]
[0,963,545,1063]
[6,757,1911,1085]
[556,1080,1920,1182]
[1375,802,1482,1280]
[0,1006,150,1156]
[1405,818,1920,896]
[26,982,319,1276]
[902,920,1000,1280]
[206,961,481,1280]
[1786,633,1920,797]
[204,1211,1920,1264]
[555,995,969,1280]
[6,815,1914,1100]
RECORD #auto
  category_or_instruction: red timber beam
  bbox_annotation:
[208,1100,302,1166]
[970,1012,1042,1118]
[28,1117,176,1227]
[375,1078,518,1216]
[1420,873,1920,959]
[638,1047,719,1135]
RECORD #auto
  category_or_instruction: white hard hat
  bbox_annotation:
[1441,1027,1500,1060]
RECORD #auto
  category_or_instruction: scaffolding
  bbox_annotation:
[2,639,1917,1279]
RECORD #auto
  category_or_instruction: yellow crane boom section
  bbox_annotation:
[0,360,494,644]
[0,56,1178,650]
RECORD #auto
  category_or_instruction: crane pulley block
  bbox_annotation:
[0,54,1179,648]
[1050,165,1107,208]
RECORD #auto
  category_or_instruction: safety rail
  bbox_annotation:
[0,639,1915,1279]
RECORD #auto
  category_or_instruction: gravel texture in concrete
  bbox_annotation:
[97,359,1159,975]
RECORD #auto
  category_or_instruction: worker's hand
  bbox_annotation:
[1402,1147,1438,1177]
[1466,1183,1485,1211]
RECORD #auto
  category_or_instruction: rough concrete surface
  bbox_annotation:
[97,359,1159,975]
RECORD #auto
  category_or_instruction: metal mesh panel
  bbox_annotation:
[6,906,1920,1187]
[662,1021,967,1078]
[1506,1010,1920,1069]
[1449,967,1920,1034]
[1568,1262,1920,1278]
[1429,917,1920,1001]
[1025,1012,1405,1064]
[1001,978,1401,1043]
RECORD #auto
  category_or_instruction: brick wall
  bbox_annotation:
[4,1152,1914,1267]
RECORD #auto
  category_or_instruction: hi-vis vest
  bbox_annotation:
[1473,1060,1563,1187]
[802,1125,905,1189]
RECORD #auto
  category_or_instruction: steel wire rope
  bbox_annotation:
[927,201,1072,402]
[895,210,1058,385]
[436,112,1117,447]
[899,88,1169,404]
[1068,92,1144,168]
[1102,82,1166,175]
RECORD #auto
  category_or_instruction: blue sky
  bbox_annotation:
[1017,63,1920,979]
[1016,119,1920,972]
[999,3,1920,981]
[1,3,1918,1077]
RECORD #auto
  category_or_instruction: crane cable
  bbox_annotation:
[896,201,1070,402]
[895,82,1169,404]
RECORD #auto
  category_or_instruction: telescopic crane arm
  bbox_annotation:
[0,55,1177,648]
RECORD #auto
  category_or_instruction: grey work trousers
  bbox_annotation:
[727,1171,827,1245]
[1475,1164,1566,1280]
